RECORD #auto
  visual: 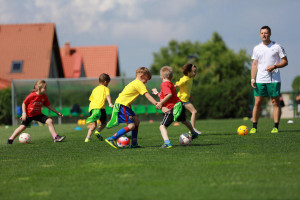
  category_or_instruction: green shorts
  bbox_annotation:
[254,82,281,97]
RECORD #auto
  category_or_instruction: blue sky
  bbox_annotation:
[1,0,299,91]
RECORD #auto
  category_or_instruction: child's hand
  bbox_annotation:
[162,107,171,114]
[57,112,63,118]
[155,102,163,110]
[152,88,159,95]
[21,113,27,121]
[109,103,114,108]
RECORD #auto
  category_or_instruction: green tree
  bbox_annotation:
[0,88,12,125]
[150,32,252,119]
[292,76,300,91]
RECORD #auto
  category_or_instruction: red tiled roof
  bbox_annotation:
[0,23,59,84]
[0,78,11,89]
[60,44,119,78]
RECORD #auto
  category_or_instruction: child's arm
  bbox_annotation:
[156,93,172,110]
[144,92,158,106]
[21,102,27,121]
[47,105,63,117]
[106,95,114,107]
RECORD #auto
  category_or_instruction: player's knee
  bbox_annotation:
[46,118,53,125]
[192,110,197,115]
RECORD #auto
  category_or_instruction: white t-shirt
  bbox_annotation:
[251,41,287,83]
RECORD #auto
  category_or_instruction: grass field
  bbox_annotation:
[1,118,300,200]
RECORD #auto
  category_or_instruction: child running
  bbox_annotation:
[105,67,158,149]
[175,63,201,135]
[152,66,199,148]
[85,73,113,142]
[7,80,65,144]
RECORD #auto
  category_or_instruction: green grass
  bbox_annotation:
[1,118,300,200]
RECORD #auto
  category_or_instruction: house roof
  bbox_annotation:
[60,43,119,78]
[0,23,64,88]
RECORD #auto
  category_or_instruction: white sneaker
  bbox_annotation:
[189,128,202,135]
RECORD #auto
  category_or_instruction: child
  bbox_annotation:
[175,63,201,135]
[85,73,113,142]
[105,67,158,149]
[7,80,65,144]
[152,66,199,148]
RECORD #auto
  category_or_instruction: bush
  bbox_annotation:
[0,88,12,125]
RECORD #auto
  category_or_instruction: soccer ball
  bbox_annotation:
[179,133,192,146]
[19,133,31,144]
[237,125,249,135]
[117,136,130,147]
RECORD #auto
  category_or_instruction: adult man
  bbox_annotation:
[250,26,288,133]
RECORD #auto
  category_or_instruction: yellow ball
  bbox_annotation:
[237,125,249,135]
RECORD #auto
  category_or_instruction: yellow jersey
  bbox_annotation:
[88,85,110,112]
[176,75,193,102]
[115,79,148,107]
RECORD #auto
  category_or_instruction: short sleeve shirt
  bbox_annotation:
[160,81,181,109]
[251,41,287,83]
[176,75,193,102]
[88,85,110,112]
[115,79,148,107]
[23,92,50,117]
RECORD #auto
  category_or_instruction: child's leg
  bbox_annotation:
[110,123,135,140]
[160,125,170,141]
[86,121,97,139]
[131,116,140,146]
[96,122,106,133]
[182,120,195,133]
[184,103,197,128]
[9,125,27,140]
[45,118,59,139]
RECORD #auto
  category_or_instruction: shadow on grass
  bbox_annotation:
[279,129,300,133]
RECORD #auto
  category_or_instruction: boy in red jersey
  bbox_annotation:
[152,66,199,148]
[7,80,65,144]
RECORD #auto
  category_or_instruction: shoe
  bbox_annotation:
[189,128,202,135]
[7,139,13,144]
[191,133,199,139]
[160,143,173,148]
[249,128,257,134]
[130,144,143,148]
[84,138,90,143]
[105,138,118,149]
[271,127,279,133]
[94,131,103,141]
[54,135,66,143]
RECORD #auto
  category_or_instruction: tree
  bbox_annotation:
[150,32,252,119]
[292,76,300,91]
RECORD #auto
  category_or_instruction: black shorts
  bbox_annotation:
[89,109,107,123]
[21,114,49,127]
[161,106,186,127]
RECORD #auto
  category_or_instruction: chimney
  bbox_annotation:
[65,42,71,56]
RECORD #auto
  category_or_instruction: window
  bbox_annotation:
[11,60,23,73]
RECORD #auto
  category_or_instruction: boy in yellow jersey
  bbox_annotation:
[105,67,158,149]
[175,63,201,135]
[85,73,113,142]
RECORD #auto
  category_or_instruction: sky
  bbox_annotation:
[0,0,299,91]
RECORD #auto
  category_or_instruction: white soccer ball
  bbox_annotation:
[179,133,192,146]
[117,136,130,147]
[19,133,31,144]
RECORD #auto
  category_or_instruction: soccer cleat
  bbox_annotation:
[54,135,66,143]
[84,138,90,143]
[189,128,202,135]
[249,128,257,134]
[191,132,199,139]
[105,138,118,149]
[94,131,104,141]
[271,127,279,133]
[160,143,173,148]
[7,139,13,144]
[130,144,143,148]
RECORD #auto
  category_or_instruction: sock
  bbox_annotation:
[274,123,279,129]
[131,129,138,146]
[52,134,57,139]
[164,140,170,144]
[253,123,257,129]
[111,126,130,140]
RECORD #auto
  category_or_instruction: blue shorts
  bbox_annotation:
[118,105,136,124]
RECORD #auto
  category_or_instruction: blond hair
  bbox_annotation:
[136,67,152,80]
[160,66,173,80]
[33,80,47,92]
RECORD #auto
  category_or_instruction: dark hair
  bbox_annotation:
[182,63,197,76]
[260,26,271,35]
[99,73,111,83]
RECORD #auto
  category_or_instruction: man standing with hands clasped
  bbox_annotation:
[250,26,288,134]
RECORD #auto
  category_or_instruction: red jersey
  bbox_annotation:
[23,92,50,117]
[160,81,181,109]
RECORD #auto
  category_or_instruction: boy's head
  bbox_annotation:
[182,63,197,77]
[136,67,152,83]
[160,66,173,80]
[33,80,47,93]
[99,73,111,86]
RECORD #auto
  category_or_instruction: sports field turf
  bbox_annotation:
[1,118,300,200]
